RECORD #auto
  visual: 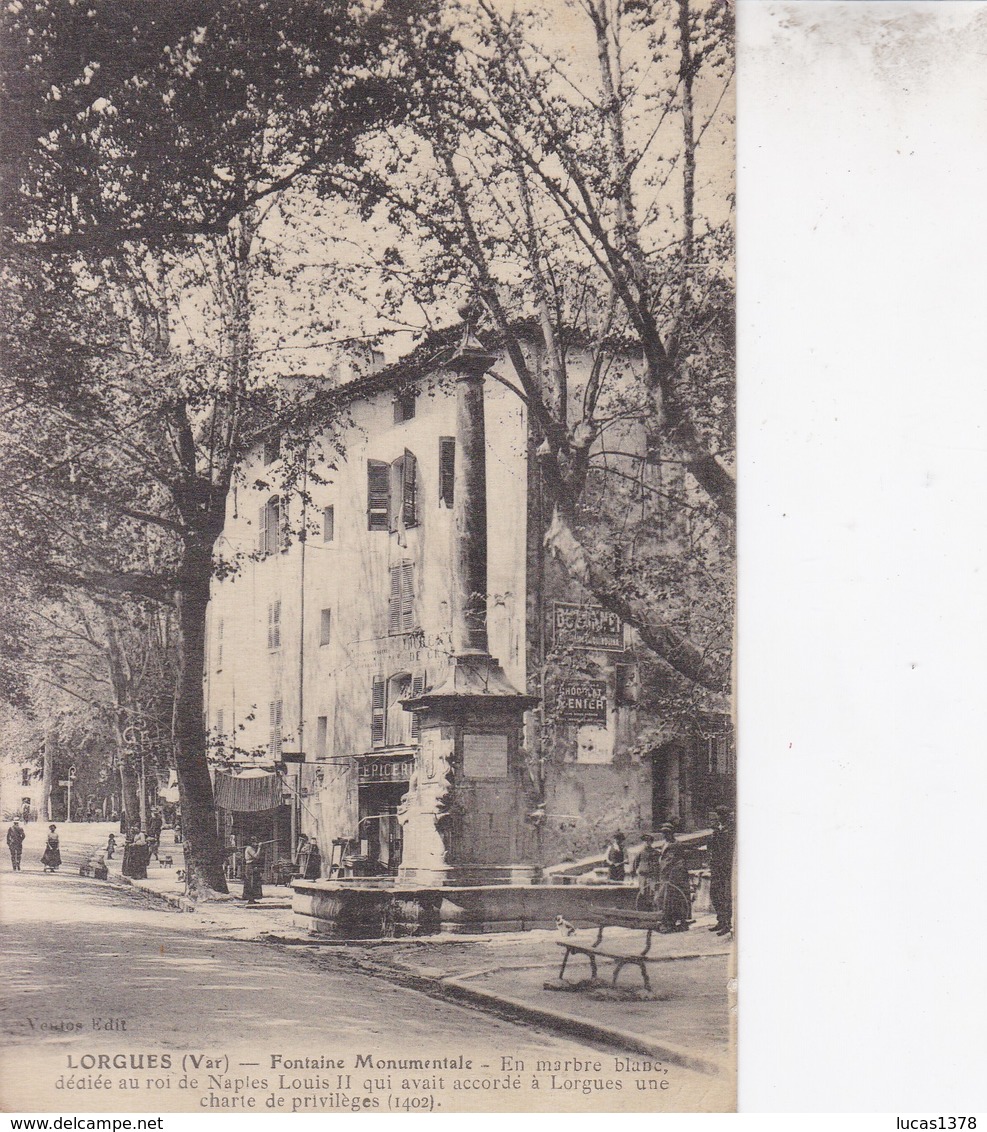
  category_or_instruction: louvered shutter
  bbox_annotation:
[439,437,455,507]
[388,565,402,635]
[270,497,280,553]
[371,677,386,746]
[367,460,390,530]
[410,670,426,739]
[322,505,334,543]
[258,504,268,553]
[268,600,281,649]
[402,449,417,527]
[401,561,415,631]
[268,701,277,757]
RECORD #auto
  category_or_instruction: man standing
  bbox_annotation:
[6,819,26,870]
[708,805,735,936]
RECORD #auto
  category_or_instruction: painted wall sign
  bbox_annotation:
[462,732,509,779]
[552,601,624,651]
[357,757,414,785]
[556,679,609,724]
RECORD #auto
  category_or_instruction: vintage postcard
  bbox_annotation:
[1,0,736,1114]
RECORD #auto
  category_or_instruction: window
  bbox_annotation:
[21,768,31,787]
[268,700,283,758]
[267,600,281,649]
[371,676,386,747]
[439,436,455,507]
[367,460,390,531]
[371,670,425,748]
[388,562,415,635]
[216,619,224,670]
[319,608,331,647]
[322,505,334,543]
[263,432,281,465]
[258,495,281,555]
[615,664,638,706]
[316,716,328,759]
[216,710,224,739]
[393,388,416,423]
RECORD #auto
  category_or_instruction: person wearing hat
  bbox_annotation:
[41,824,62,872]
[708,805,734,936]
[655,823,692,932]
[631,833,661,910]
[6,818,26,870]
[604,831,627,883]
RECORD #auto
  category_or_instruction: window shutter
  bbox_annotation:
[217,620,224,669]
[258,504,268,554]
[216,709,224,739]
[371,677,386,746]
[367,460,390,530]
[402,449,417,527]
[270,497,280,553]
[322,505,334,543]
[439,437,455,507]
[268,600,281,649]
[388,565,402,635]
[320,608,331,646]
[268,701,277,757]
[410,670,426,739]
[401,561,415,631]
[394,390,416,423]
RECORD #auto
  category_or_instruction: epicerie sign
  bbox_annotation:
[556,679,608,724]
[552,602,624,651]
[358,757,414,784]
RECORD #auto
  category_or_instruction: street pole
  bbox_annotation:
[66,779,71,822]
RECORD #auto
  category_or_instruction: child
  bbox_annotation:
[106,832,116,860]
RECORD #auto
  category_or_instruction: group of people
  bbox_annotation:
[4,819,63,873]
[603,806,734,936]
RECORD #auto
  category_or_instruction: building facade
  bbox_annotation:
[204,338,734,878]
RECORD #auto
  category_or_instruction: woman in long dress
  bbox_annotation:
[242,839,263,905]
[41,824,62,872]
[655,824,692,932]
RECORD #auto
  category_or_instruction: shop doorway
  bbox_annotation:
[357,781,407,874]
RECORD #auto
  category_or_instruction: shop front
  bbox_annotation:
[214,766,292,885]
[354,750,414,875]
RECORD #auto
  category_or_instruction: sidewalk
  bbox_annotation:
[79,826,733,1076]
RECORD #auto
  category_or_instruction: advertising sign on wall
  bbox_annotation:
[552,601,624,651]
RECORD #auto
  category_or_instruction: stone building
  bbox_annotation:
[203,329,734,880]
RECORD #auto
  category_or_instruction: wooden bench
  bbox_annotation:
[556,907,668,991]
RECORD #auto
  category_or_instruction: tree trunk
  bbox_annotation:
[118,750,141,832]
[173,561,228,896]
[41,731,53,821]
[103,615,142,830]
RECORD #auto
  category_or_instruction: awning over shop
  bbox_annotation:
[214,768,283,813]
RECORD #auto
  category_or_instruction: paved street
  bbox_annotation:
[0,826,730,1112]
